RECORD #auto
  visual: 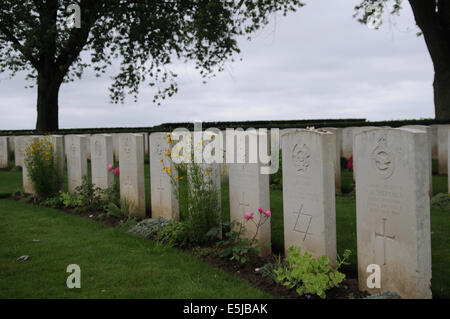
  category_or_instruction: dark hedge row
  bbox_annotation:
[1,118,449,136]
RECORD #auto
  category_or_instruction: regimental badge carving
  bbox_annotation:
[370,136,394,179]
[291,143,311,175]
[70,143,78,155]
[123,138,131,158]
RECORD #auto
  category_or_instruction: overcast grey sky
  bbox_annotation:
[0,0,434,130]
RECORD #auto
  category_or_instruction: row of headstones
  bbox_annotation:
[2,124,450,178]
[0,125,448,299]
[237,127,436,299]
[341,124,450,175]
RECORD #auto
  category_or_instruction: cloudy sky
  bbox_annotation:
[0,0,434,130]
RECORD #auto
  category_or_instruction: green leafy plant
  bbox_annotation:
[275,246,351,299]
[74,176,105,212]
[119,216,138,230]
[42,174,122,215]
[154,221,188,248]
[60,191,83,209]
[192,246,214,259]
[103,198,136,218]
[102,176,121,208]
[24,137,61,199]
[256,255,284,284]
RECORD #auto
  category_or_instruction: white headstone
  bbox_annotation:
[323,127,342,195]
[65,135,88,194]
[14,136,26,167]
[119,134,146,217]
[341,127,354,159]
[282,129,336,261]
[354,128,431,299]
[402,125,433,197]
[48,135,65,189]
[227,130,271,255]
[0,136,9,169]
[91,134,114,190]
[437,124,450,175]
[150,132,179,220]
[21,136,37,194]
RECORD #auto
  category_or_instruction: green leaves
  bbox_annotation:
[275,246,351,299]
[1,0,303,113]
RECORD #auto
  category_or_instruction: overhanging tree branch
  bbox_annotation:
[0,25,40,69]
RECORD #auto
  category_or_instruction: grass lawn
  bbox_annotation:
[0,162,448,298]
[0,168,23,196]
[0,199,270,298]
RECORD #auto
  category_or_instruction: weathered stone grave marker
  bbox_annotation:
[281,129,336,261]
[354,128,432,299]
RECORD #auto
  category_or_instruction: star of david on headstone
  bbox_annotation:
[292,204,313,241]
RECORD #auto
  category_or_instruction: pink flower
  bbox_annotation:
[107,164,114,171]
[114,167,120,176]
[244,211,254,221]
[258,207,263,213]
[255,268,261,272]
[263,210,271,217]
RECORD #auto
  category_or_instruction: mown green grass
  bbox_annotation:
[0,167,23,196]
[0,199,270,299]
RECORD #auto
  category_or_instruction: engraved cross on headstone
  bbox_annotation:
[239,192,250,217]
[375,218,395,266]
[157,174,165,209]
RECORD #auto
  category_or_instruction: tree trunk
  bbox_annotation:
[434,70,450,120]
[409,0,450,120]
[35,69,61,133]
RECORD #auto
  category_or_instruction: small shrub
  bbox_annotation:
[255,255,284,284]
[275,246,351,299]
[24,137,61,199]
[192,246,215,259]
[154,221,188,247]
[430,193,450,210]
[127,217,171,238]
[119,216,138,230]
[103,198,137,218]
[41,192,65,209]
[75,177,104,212]
[59,191,83,209]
